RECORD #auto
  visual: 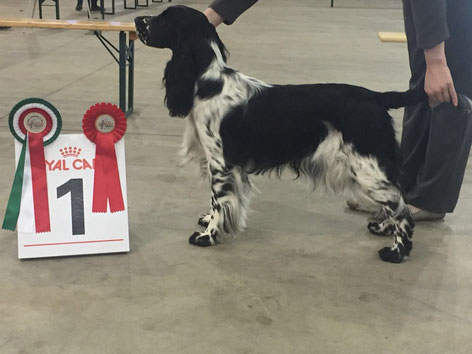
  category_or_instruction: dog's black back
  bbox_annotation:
[220,83,421,181]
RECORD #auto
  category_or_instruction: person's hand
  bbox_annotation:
[203,8,224,27]
[424,42,458,107]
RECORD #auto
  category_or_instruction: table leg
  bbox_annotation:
[128,39,135,116]
[119,31,127,115]
[55,0,60,19]
[137,0,149,7]
[124,0,137,9]
[104,0,115,15]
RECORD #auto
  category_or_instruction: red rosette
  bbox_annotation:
[82,103,127,213]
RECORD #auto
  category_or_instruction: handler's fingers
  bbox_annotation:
[428,95,438,107]
[441,88,451,103]
[429,92,442,106]
[449,84,458,107]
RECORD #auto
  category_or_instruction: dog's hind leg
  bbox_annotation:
[348,155,414,263]
[372,200,414,263]
[189,163,254,247]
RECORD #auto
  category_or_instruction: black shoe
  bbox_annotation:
[90,5,103,11]
[410,209,446,222]
[75,4,82,10]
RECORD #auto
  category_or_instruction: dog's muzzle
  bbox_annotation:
[134,16,150,44]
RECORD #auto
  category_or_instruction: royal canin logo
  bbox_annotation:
[46,146,94,172]
[60,146,82,158]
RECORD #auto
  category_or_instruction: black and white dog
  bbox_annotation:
[135,5,426,263]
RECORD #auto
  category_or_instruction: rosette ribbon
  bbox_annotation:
[2,98,62,233]
[82,103,127,213]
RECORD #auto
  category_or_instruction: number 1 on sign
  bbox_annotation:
[57,178,85,235]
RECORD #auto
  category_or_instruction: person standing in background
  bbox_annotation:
[202,0,472,222]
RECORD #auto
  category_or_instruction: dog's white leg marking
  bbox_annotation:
[190,160,254,246]
[189,119,255,247]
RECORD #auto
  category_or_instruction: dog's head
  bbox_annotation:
[135,6,210,49]
[135,6,228,118]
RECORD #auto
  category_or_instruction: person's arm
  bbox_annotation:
[204,0,258,26]
[410,0,458,106]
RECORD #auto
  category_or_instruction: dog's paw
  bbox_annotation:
[197,214,211,228]
[368,220,394,236]
[189,231,216,247]
[378,246,406,263]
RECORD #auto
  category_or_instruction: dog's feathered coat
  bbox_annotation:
[135,6,424,263]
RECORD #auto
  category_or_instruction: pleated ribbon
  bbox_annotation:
[82,103,127,213]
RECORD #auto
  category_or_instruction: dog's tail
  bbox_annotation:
[378,89,427,109]
[379,89,472,112]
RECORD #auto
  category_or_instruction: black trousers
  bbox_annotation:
[400,0,472,213]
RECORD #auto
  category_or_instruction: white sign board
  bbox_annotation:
[15,134,130,259]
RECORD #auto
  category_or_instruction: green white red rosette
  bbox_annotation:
[3,98,62,233]
[82,103,126,213]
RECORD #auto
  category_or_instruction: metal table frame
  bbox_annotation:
[102,0,116,16]
[125,0,171,9]
[95,31,135,117]
[38,0,60,20]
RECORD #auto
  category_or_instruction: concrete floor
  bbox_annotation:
[1,0,472,353]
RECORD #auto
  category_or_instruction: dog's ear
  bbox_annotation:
[163,37,197,118]
[161,11,229,118]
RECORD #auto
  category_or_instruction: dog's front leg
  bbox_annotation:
[190,161,232,247]
[190,160,252,247]
[188,115,253,247]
